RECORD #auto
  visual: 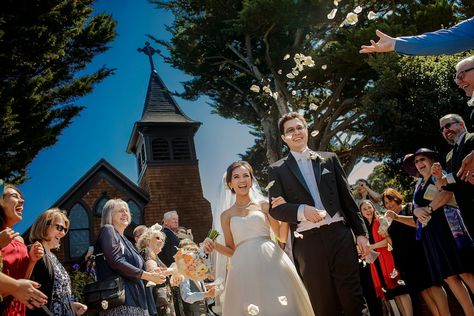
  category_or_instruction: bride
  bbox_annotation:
[207,161,314,316]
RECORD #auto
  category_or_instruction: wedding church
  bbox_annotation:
[24,43,213,267]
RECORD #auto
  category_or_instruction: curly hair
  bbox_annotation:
[136,223,166,252]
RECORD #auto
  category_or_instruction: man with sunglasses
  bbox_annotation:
[436,114,474,237]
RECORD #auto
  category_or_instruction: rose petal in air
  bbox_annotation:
[278,296,288,306]
[354,5,363,14]
[327,8,337,20]
[250,85,260,93]
[311,130,319,137]
[345,12,358,25]
[265,180,275,191]
[368,11,377,20]
[247,304,260,315]
[283,54,290,60]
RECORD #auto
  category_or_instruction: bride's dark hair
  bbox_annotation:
[225,161,254,193]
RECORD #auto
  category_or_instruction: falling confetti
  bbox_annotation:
[311,130,319,137]
[327,8,337,20]
[283,54,290,60]
[294,231,304,239]
[345,12,358,25]
[265,180,275,191]
[247,304,260,315]
[309,103,318,111]
[367,11,377,20]
[278,296,288,306]
[354,5,363,14]
[272,92,279,100]
[278,69,282,75]
[286,73,295,79]
[250,85,260,93]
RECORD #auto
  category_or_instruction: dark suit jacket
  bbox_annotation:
[445,132,474,234]
[27,248,55,316]
[268,151,367,245]
[158,227,180,267]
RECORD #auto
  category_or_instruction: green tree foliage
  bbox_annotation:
[367,163,416,203]
[0,0,116,183]
[151,0,470,181]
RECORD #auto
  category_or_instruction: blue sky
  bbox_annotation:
[15,0,375,233]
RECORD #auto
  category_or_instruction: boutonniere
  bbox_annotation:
[309,151,324,162]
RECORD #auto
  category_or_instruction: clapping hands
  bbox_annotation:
[28,241,44,263]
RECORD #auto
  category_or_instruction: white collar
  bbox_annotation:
[291,147,310,161]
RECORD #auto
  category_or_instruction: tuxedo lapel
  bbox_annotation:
[311,156,322,185]
[285,154,311,195]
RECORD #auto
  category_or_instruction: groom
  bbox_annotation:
[268,112,370,315]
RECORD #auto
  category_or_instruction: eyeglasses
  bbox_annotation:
[53,223,68,234]
[284,125,306,135]
[439,121,459,133]
[454,67,474,83]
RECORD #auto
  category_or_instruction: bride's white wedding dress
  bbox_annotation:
[223,209,315,316]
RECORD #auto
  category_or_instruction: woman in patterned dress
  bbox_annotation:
[27,208,87,316]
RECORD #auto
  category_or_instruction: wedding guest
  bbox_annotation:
[359,200,412,316]
[403,148,474,315]
[176,227,193,241]
[27,208,87,316]
[383,188,449,316]
[178,239,216,316]
[137,223,177,316]
[134,225,147,243]
[158,211,183,316]
[360,17,474,55]
[436,113,474,235]
[1,184,44,316]
[95,199,166,316]
[352,179,382,208]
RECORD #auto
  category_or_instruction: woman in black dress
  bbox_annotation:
[383,188,447,316]
[403,148,474,315]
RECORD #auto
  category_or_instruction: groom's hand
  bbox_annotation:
[356,236,370,257]
[303,205,324,223]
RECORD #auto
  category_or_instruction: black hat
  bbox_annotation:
[402,148,440,177]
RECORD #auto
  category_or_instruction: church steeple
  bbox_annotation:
[127,42,201,179]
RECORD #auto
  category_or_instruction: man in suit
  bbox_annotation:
[436,114,474,236]
[158,210,181,267]
[268,112,370,316]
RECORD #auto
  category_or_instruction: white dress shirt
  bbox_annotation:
[291,147,343,232]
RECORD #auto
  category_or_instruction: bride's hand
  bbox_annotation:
[202,237,215,254]
[271,196,287,208]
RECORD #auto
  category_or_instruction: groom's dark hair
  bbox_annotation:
[278,112,307,135]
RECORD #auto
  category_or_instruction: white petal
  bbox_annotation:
[367,11,377,20]
[309,103,318,111]
[247,304,260,315]
[311,130,320,137]
[327,8,337,20]
[283,54,290,60]
[278,69,282,75]
[250,85,260,93]
[333,0,339,6]
[291,90,296,95]
[354,5,363,14]
[321,64,327,70]
[345,12,358,25]
[272,92,279,100]
[292,70,299,76]
[293,231,304,239]
[286,73,295,79]
[265,180,275,190]
[278,296,288,306]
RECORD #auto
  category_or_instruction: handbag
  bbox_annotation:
[84,276,125,312]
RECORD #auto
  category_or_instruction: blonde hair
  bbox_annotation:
[29,208,69,244]
[136,223,166,252]
[100,199,131,227]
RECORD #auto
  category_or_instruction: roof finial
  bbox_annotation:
[137,42,160,72]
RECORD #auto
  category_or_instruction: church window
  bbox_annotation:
[152,138,171,160]
[127,200,142,225]
[172,138,191,160]
[94,195,109,216]
[68,203,90,258]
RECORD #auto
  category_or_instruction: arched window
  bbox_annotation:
[127,200,142,225]
[172,138,191,160]
[94,196,109,217]
[152,138,170,160]
[68,203,90,258]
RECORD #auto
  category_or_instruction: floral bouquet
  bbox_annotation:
[174,229,219,281]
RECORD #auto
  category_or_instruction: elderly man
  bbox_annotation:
[158,210,180,267]
[437,114,474,236]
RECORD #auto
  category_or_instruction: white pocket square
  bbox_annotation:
[322,168,331,175]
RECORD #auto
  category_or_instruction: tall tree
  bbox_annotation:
[0,0,116,183]
[151,0,468,183]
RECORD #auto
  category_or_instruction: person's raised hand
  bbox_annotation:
[457,151,474,183]
[28,241,44,263]
[0,227,19,248]
[360,30,396,53]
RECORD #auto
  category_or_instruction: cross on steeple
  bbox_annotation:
[137,42,160,72]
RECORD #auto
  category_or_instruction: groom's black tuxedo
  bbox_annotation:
[269,151,369,316]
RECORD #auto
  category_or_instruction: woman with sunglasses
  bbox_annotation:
[0,184,44,316]
[27,208,87,316]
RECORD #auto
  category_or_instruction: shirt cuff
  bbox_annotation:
[446,173,456,184]
[297,205,306,221]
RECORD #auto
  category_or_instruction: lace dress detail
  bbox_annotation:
[47,251,75,316]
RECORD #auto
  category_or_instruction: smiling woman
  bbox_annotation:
[0,184,44,316]
[28,208,87,316]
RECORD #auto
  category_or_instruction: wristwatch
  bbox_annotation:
[427,205,433,214]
